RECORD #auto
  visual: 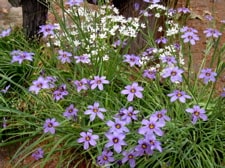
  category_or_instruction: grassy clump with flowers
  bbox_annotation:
[1,0,225,167]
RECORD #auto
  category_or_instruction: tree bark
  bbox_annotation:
[21,0,49,39]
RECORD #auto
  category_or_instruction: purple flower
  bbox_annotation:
[11,50,34,64]
[155,36,168,45]
[177,7,191,14]
[168,8,177,15]
[0,28,11,38]
[120,106,139,124]
[97,149,115,167]
[185,105,208,124]
[105,132,127,153]
[122,149,138,168]
[134,3,140,11]
[151,109,170,125]
[106,118,129,134]
[84,102,106,121]
[32,148,44,160]
[43,118,60,134]
[66,0,83,7]
[135,139,152,156]
[90,76,109,91]
[63,104,78,120]
[160,55,177,65]
[205,15,214,21]
[143,68,157,79]
[221,88,225,97]
[123,54,141,67]
[39,24,57,38]
[161,66,184,83]
[180,26,198,34]
[121,82,144,102]
[57,50,72,64]
[181,31,199,45]
[138,117,165,136]
[167,90,191,103]
[173,43,180,50]
[143,0,160,3]
[203,28,222,38]
[77,129,99,150]
[112,40,127,48]
[199,68,217,84]
[74,54,91,64]
[53,84,68,101]
[73,78,89,92]
[145,134,162,152]
[29,76,50,94]
[2,117,7,128]
[0,85,10,94]
[45,76,57,89]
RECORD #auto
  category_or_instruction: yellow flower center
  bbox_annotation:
[149,124,155,129]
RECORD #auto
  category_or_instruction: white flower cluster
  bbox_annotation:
[50,4,141,58]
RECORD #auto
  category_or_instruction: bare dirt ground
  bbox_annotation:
[0,0,225,167]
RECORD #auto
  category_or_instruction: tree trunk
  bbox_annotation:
[21,0,49,39]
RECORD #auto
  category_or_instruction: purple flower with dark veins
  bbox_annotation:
[120,106,139,124]
[161,66,184,83]
[63,104,78,120]
[167,90,191,103]
[155,36,168,45]
[151,109,171,125]
[181,31,199,45]
[160,55,177,65]
[105,132,127,153]
[29,76,50,94]
[84,102,106,121]
[77,129,99,150]
[32,148,44,160]
[90,76,109,91]
[11,50,34,64]
[57,50,72,64]
[97,149,115,167]
[143,68,157,79]
[53,84,68,101]
[203,28,222,38]
[145,134,162,152]
[138,116,165,136]
[122,149,138,168]
[199,68,217,84]
[39,24,57,38]
[123,54,141,67]
[135,138,152,156]
[106,118,129,134]
[43,118,59,134]
[121,82,144,102]
[74,54,91,64]
[185,105,208,124]
[73,78,89,92]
